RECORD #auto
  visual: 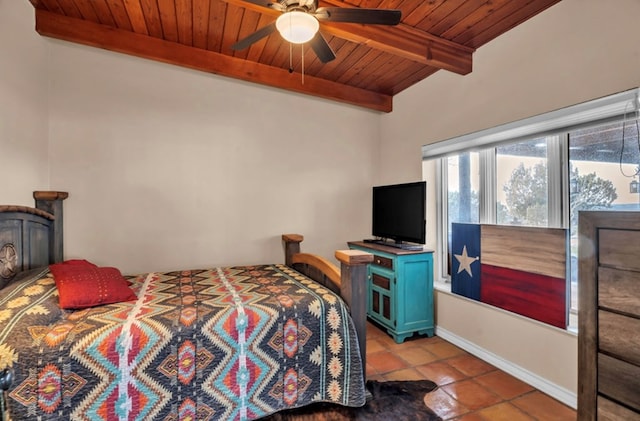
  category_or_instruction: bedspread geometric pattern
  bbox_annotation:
[0,264,365,420]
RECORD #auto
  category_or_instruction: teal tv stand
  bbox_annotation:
[348,241,434,343]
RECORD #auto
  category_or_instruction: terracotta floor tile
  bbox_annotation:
[512,391,577,421]
[421,340,467,359]
[441,379,502,410]
[367,350,410,374]
[363,322,577,420]
[366,338,386,354]
[366,322,387,340]
[416,361,468,386]
[366,362,378,377]
[383,367,425,381]
[396,345,439,366]
[451,413,486,421]
[476,402,535,420]
[378,336,430,352]
[474,370,534,400]
[376,333,416,351]
[446,354,497,377]
[423,388,470,419]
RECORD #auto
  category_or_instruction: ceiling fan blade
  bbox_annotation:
[231,22,277,51]
[315,7,401,25]
[309,32,336,63]
[239,0,285,11]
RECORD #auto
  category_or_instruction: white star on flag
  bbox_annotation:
[454,245,479,277]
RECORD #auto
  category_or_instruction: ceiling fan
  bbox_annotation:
[231,0,402,63]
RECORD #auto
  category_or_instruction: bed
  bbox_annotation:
[0,191,372,421]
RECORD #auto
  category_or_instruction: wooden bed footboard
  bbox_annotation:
[282,234,373,370]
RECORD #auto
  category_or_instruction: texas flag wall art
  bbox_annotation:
[451,223,569,329]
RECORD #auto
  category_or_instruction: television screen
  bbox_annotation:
[372,181,426,245]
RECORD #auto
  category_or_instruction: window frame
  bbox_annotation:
[426,88,640,330]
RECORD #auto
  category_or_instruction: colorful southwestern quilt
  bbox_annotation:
[0,264,365,420]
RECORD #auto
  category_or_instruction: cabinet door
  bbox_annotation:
[396,256,434,329]
[369,268,394,327]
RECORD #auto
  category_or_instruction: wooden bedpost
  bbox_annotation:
[33,191,69,264]
[282,234,303,267]
[335,249,373,372]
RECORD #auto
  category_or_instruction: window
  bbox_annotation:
[424,88,640,331]
[496,139,549,226]
[567,121,640,314]
[445,152,479,275]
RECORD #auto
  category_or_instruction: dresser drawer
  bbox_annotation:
[599,229,640,272]
[597,396,640,421]
[372,272,392,291]
[371,254,393,270]
[598,353,640,412]
[599,266,640,317]
[599,310,640,366]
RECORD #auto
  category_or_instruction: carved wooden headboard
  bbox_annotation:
[0,191,68,288]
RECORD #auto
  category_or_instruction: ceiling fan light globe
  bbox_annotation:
[276,11,319,44]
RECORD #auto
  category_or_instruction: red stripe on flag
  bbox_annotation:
[480,264,567,329]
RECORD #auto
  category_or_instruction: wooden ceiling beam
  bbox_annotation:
[322,22,473,75]
[222,0,473,75]
[34,9,393,112]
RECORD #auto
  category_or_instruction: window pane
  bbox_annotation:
[496,139,549,226]
[568,121,640,315]
[446,152,479,275]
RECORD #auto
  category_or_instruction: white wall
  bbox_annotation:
[380,0,640,406]
[0,0,49,205]
[46,40,380,274]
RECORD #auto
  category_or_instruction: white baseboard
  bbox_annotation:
[435,326,577,409]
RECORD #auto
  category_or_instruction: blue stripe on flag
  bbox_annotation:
[451,223,481,300]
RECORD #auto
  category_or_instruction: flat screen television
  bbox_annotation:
[372,181,426,248]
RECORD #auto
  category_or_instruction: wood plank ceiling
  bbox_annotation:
[28,0,562,112]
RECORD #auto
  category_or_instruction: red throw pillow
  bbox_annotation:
[57,259,97,267]
[49,262,137,309]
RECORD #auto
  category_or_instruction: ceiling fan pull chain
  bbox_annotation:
[289,42,293,73]
[301,43,305,84]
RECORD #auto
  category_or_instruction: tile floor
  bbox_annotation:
[365,321,577,420]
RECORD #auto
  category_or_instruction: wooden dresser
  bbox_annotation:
[578,211,640,420]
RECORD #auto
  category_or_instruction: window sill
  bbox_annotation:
[434,278,451,292]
